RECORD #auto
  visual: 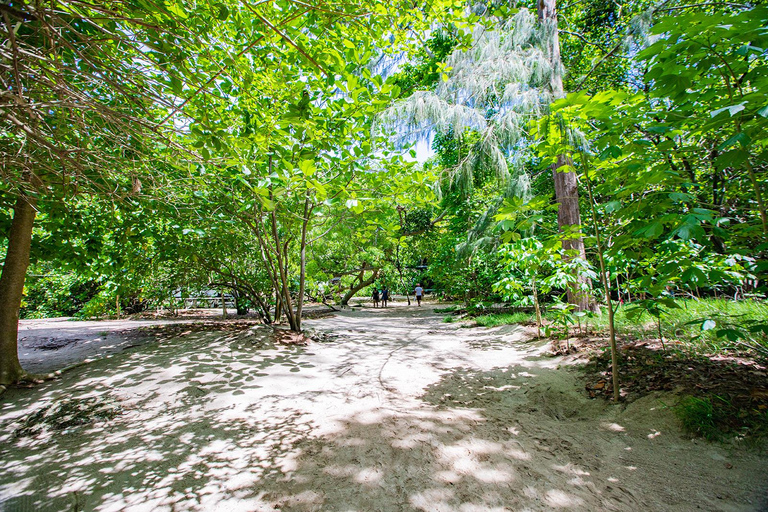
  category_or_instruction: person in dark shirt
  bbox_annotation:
[381,287,389,308]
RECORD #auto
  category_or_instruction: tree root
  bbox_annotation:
[18,371,59,384]
[0,371,60,393]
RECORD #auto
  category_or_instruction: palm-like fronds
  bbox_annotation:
[377,9,559,197]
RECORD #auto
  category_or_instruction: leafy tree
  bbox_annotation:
[0,1,194,385]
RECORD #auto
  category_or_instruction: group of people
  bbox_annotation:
[371,284,425,308]
[371,287,389,308]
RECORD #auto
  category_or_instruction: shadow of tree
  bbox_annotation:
[0,327,319,512]
[1,308,766,512]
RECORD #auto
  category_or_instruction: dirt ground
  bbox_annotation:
[1,304,767,511]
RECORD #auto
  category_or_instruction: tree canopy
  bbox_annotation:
[2,0,767,391]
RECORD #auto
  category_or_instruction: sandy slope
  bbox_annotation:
[1,304,766,511]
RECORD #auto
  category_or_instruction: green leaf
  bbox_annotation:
[298,159,316,177]
[636,221,664,239]
[717,132,751,150]
[216,3,229,20]
[710,103,746,117]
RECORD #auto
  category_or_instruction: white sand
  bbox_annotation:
[1,304,766,511]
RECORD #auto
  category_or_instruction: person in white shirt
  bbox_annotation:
[415,284,424,306]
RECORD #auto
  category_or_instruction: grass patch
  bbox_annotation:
[673,394,768,442]
[588,299,768,355]
[474,312,536,327]
[443,315,455,323]
[674,395,722,441]
[434,306,457,313]
[459,298,767,357]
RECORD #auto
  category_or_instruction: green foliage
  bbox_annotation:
[674,395,722,440]
[21,271,99,319]
[494,237,594,305]
[77,290,119,319]
[7,1,768,365]
[473,311,536,327]
[543,302,577,340]
[391,29,460,95]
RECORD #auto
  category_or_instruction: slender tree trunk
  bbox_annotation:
[274,289,283,323]
[295,196,312,332]
[532,274,542,338]
[395,243,411,305]
[583,156,620,401]
[0,193,37,386]
[745,161,767,235]
[538,0,591,311]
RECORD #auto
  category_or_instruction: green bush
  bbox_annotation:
[21,273,99,318]
[77,290,117,319]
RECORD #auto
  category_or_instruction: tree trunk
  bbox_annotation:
[341,266,380,306]
[532,274,542,338]
[553,154,590,310]
[0,193,37,386]
[538,0,591,311]
[295,196,312,332]
[583,156,620,401]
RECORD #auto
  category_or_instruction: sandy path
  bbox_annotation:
[0,304,766,511]
[16,313,229,375]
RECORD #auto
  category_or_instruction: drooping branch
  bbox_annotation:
[341,264,380,306]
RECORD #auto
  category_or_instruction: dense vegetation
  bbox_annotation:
[2,0,767,399]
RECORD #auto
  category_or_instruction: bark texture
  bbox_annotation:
[538,0,591,311]
[341,264,379,306]
[0,193,37,386]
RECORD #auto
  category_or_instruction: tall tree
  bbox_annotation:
[537,0,591,310]
[380,5,592,308]
[0,1,191,386]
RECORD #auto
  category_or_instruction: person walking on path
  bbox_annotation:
[381,287,389,308]
[415,284,424,306]
[372,288,380,308]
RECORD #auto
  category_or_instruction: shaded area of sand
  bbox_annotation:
[16,312,230,375]
[1,304,767,511]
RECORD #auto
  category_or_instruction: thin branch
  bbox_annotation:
[574,40,624,91]
[160,8,310,125]
[559,29,606,51]
[245,5,329,77]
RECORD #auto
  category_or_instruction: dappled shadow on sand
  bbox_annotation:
[255,365,767,511]
[1,307,766,511]
[0,327,319,511]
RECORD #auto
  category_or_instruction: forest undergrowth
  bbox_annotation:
[456,299,768,441]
